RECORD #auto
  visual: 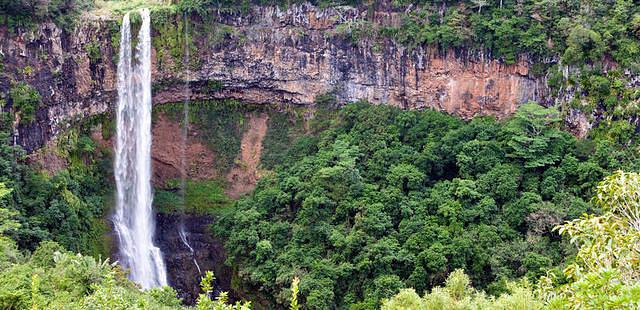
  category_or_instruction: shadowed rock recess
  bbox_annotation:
[0,3,547,153]
[156,213,232,304]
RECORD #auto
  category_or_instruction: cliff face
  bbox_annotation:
[156,213,232,305]
[0,4,547,152]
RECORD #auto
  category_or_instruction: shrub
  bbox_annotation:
[9,82,40,124]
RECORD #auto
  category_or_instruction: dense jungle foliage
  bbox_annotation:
[0,111,113,256]
[217,102,639,309]
[383,171,640,309]
[2,0,640,309]
[1,99,639,308]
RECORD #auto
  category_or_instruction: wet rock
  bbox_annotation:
[155,213,232,305]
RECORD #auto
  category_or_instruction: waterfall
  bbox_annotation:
[179,228,202,275]
[113,9,168,289]
[178,12,203,278]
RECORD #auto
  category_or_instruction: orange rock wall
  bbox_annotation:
[0,4,547,152]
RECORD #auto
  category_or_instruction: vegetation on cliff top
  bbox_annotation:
[3,1,639,145]
[111,0,640,145]
[0,0,93,31]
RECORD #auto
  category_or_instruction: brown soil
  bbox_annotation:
[225,113,269,199]
[151,113,217,187]
[28,112,269,198]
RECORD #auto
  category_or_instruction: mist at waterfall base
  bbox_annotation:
[113,9,168,289]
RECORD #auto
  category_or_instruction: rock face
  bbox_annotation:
[226,113,268,199]
[0,4,548,153]
[156,213,232,305]
[0,19,117,152]
[151,114,218,186]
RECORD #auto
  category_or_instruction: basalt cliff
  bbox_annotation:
[0,4,550,153]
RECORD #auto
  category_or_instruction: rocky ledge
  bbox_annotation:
[0,3,547,153]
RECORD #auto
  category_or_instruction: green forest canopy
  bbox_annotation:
[217,102,638,309]
[0,100,639,308]
[1,0,640,308]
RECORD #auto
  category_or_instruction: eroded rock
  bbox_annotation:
[1,4,549,153]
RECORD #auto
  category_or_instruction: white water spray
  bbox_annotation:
[113,9,168,289]
[179,229,202,275]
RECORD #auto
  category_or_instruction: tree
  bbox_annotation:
[438,8,469,49]
[9,82,40,124]
[0,183,19,235]
[386,164,424,194]
[382,269,542,310]
[505,103,565,168]
[471,0,488,13]
[562,25,605,65]
[540,171,640,308]
[196,271,251,309]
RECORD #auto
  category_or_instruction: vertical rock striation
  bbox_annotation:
[1,4,549,153]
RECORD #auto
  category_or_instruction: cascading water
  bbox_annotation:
[178,13,202,277]
[179,229,202,275]
[113,9,168,289]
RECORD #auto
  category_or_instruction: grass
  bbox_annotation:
[154,179,232,215]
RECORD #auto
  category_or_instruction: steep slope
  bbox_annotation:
[0,4,546,153]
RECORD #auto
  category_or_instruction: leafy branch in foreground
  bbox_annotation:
[540,171,640,309]
[382,269,541,310]
[196,271,252,310]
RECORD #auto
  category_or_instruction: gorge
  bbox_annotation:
[1,1,640,309]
